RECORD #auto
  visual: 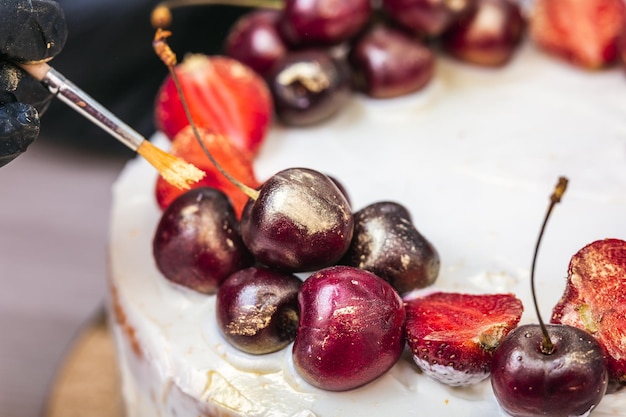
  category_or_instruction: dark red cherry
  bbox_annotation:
[442,0,525,67]
[382,0,477,38]
[490,178,609,416]
[267,49,352,126]
[491,324,608,417]
[349,25,435,98]
[224,9,288,78]
[216,267,302,354]
[153,187,254,294]
[366,200,412,220]
[240,168,354,272]
[340,201,440,294]
[327,174,351,205]
[278,0,372,46]
[293,266,406,391]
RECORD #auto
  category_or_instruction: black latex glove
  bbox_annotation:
[0,0,67,167]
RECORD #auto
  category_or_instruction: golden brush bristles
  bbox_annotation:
[153,29,177,67]
[137,140,205,190]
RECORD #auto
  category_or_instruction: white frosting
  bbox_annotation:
[411,355,490,387]
[108,41,626,416]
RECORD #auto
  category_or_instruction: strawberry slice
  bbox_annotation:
[154,54,273,159]
[404,291,523,386]
[551,238,626,385]
[155,126,260,217]
[530,0,626,69]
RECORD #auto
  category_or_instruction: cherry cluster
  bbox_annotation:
[223,0,525,126]
[145,1,622,407]
[153,167,440,391]
[151,168,618,413]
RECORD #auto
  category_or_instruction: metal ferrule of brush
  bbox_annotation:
[42,67,145,151]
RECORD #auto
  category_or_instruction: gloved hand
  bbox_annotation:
[0,0,67,167]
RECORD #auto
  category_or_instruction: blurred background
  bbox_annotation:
[0,2,247,416]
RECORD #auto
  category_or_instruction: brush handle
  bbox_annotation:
[21,62,145,151]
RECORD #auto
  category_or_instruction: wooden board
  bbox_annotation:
[44,313,124,417]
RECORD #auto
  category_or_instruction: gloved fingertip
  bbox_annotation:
[0,102,40,167]
[0,151,22,168]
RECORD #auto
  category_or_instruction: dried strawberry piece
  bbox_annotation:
[404,291,523,386]
[154,54,273,159]
[530,0,626,69]
[551,238,626,385]
[155,126,260,217]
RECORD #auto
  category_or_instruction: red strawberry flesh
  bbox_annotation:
[405,291,523,386]
[530,0,626,69]
[551,238,626,385]
[154,54,273,159]
[155,126,259,217]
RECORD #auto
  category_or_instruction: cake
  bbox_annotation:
[108,37,626,416]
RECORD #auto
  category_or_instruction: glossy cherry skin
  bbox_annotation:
[349,25,435,98]
[216,267,302,354]
[340,201,440,294]
[327,175,351,205]
[382,0,476,37]
[491,324,608,417]
[267,50,352,126]
[279,0,372,46]
[442,0,525,67]
[293,266,406,391]
[153,187,254,294]
[224,9,288,78]
[240,168,354,272]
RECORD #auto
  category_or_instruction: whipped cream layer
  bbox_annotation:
[109,41,626,417]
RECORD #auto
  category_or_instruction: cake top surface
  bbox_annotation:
[110,39,626,416]
[257,40,626,317]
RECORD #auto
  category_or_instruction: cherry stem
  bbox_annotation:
[531,176,568,355]
[151,0,283,28]
[153,28,260,201]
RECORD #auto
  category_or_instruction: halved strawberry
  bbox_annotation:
[404,291,523,386]
[155,126,260,217]
[154,54,273,159]
[530,0,626,69]
[551,238,626,385]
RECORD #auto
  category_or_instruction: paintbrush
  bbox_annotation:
[20,61,204,190]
